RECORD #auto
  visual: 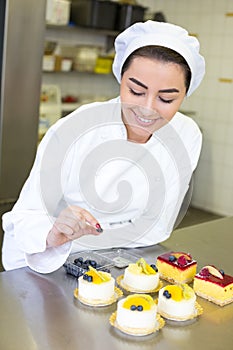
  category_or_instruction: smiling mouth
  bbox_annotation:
[135,114,162,125]
[136,115,154,123]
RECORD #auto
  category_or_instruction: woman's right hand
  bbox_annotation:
[46,205,103,248]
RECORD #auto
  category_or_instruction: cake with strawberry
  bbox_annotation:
[120,258,160,292]
[157,284,201,321]
[156,251,197,284]
[193,265,233,306]
[75,266,121,305]
[111,294,164,335]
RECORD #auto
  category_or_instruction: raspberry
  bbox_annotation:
[177,255,187,266]
[199,268,210,277]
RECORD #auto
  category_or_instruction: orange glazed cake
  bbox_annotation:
[111,294,165,335]
[157,284,199,321]
[121,258,160,292]
[76,266,116,305]
[156,251,197,284]
[193,265,233,306]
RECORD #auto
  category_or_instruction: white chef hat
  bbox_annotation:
[112,20,205,96]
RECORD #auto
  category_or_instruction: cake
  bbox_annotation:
[120,258,160,292]
[156,251,197,284]
[193,265,233,306]
[157,284,200,321]
[113,294,164,335]
[76,266,117,305]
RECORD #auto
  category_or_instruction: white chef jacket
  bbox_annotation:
[1,97,202,273]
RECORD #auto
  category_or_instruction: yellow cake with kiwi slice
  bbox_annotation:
[157,284,201,321]
[114,294,163,334]
[77,266,116,305]
[193,265,233,306]
[121,258,160,292]
[156,251,197,284]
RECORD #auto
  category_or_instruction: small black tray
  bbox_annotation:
[63,251,113,278]
[63,249,140,277]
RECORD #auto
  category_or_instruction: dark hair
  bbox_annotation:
[121,46,191,93]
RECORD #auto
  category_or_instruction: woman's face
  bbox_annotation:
[120,56,187,143]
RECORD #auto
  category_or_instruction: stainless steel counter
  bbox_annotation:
[0,217,233,350]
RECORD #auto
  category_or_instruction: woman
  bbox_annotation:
[2,21,205,273]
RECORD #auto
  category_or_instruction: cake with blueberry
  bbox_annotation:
[120,258,160,292]
[157,284,201,321]
[193,265,233,306]
[111,294,164,335]
[75,266,118,305]
[156,251,197,284]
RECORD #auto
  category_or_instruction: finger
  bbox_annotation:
[69,206,103,232]
[56,212,98,237]
[68,224,102,240]
[53,222,74,236]
[55,214,81,230]
[69,206,99,226]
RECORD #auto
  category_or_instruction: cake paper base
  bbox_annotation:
[158,301,203,321]
[116,274,163,293]
[195,291,233,306]
[109,312,165,336]
[74,286,123,307]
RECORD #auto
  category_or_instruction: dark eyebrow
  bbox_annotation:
[159,88,180,93]
[129,78,180,94]
[129,77,148,89]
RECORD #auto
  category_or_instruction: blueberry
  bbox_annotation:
[82,263,89,270]
[87,275,93,282]
[168,255,176,262]
[150,264,158,272]
[74,258,83,266]
[89,260,97,268]
[163,290,171,299]
[137,305,143,311]
[220,269,225,276]
[130,305,137,311]
[83,274,88,280]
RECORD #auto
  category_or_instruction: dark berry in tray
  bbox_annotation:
[63,255,110,278]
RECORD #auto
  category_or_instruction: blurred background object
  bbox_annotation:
[153,11,166,22]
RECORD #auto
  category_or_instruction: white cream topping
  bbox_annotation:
[157,287,196,318]
[123,268,159,291]
[78,276,115,301]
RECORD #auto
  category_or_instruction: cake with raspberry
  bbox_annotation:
[75,266,121,305]
[119,258,160,292]
[111,294,164,335]
[193,265,233,306]
[156,251,197,284]
[157,284,201,321]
